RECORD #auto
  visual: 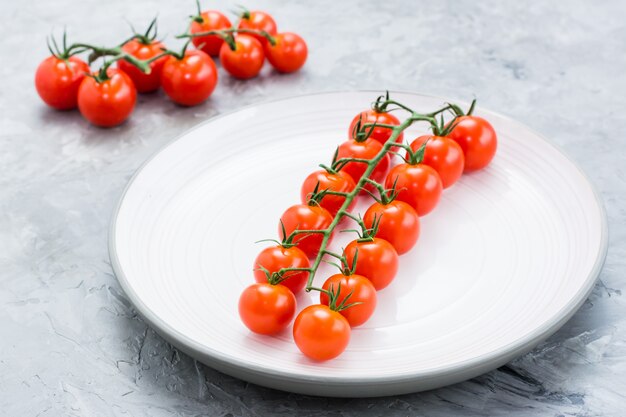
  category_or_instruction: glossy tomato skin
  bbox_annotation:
[300,170,356,216]
[265,32,307,73]
[239,283,296,335]
[190,11,232,57]
[118,40,168,93]
[363,200,419,255]
[348,110,403,146]
[219,35,265,80]
[77,69,136,127]
[447,115,497,171]
[409,135,464,189]
[253,245,310,294]
[320,274,377,327]
[35,56,89,110]
[293,304,351,361]
[336,138,390,193]
[237,10,277,45]
[385,163,442,216]
[279,204,333,258]
[161,50,218,106]
[344,238,399,291]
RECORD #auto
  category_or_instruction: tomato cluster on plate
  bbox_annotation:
[35,5,307,127]
[239,94,498,361]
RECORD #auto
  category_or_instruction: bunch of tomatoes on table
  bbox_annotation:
[238,93,498,361]
[34,2,307,127]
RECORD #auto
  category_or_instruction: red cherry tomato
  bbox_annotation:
[293,304,350,361]
[117,40,168,93]
[336,138,390,193]
[408,135,464,189]
[279,204,333,258]
[264,32,307,73]
[219,35,265,80]
[253,245,310,294]
[160,50,218,106]
[300,170,356,216]
[344,238,399,291]
[239,283,296,335]
[35,56,89,110]
[320,274,377,327]
[385,163,442,216]
[447,115,497,171]
[237,10,277,46]
[363,200,419,255]
[77,69,136,127]
[190,11,232,57]
[348,110,403,146]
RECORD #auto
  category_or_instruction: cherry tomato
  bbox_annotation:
[336,138,390,193]
[219,35,265,80]
[265,32,307,73]
[239,283,296,335]
[344,238,399,291]
[348,109,403,146]
[77,69,136,127]
[447,115,497,171]
[117,39,168,93]
[363,200,419,255]
[190,11,232,57]
[320,274,377,327]
[253,245,310,294]
[35,56,89,110]
[293,304,350,361]
[408,135,464,189]
[300,170,356,216]
[160,50,218,106]
[237,10,277,46]
[385,163,442,216]
[279,204,333,258]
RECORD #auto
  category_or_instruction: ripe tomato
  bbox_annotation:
[190,10,232,57]
[161,50,218,106]
[385,163,442,216]
[279,204,333,258]
[344,238,399,291]
[408,135,464,189]
[363,200,419,255]
[265,32,307,73]
[320,274,377,327]
[293,304,350,361]
[348,109,403,146]
[447,116,497,171]
[35,56,89,110]
[117,39,168,93]
[219,35,265,80]
[253,245,310,294]
[237,10,277,46]
[239,283,296,335]
[300,170,356,216]
[336,138,390,193]
[77,69,136,127]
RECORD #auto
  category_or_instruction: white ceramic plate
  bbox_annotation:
[109,91,607,397]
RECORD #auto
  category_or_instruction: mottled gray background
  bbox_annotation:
[1,0,625,415]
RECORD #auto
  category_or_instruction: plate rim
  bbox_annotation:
[108,90,609,387]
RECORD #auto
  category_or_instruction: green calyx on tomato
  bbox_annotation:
[316,280,362,313]
[47,31,87,61]
[190,0,207,24]
[401,137,428,165]
[127,16,159,45]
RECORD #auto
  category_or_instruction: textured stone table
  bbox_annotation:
[1,0,625,415]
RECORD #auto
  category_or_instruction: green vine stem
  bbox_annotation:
[177,27,277,48]
[273,96,464,293]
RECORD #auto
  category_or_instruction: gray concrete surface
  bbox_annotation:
[1,0,625,415]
